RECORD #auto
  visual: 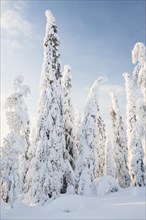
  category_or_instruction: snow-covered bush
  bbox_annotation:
[94,175,121,196]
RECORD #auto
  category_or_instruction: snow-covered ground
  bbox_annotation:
[1,187,145,219]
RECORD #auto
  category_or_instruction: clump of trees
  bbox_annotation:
[1,10,145,208]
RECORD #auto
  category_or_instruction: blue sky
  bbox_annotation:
[1,0,145,140]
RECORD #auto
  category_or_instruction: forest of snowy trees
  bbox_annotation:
[1,10,146,208]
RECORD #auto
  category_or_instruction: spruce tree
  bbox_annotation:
[25,10,65,204]
[61,65,76,194]
[105,134,115,177]
[123,73,145,187]
[74,108,81,183]
[74,108,81,155]
[78,77,106,195]
[132,42,146,180]
[109,92,130,187]
[16,78,31,197]
[96,114,106,178]
[132,42,146,102]
[0,76,30,208]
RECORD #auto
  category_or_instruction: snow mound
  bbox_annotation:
[94,175,121,196]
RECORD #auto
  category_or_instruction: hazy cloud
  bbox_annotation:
[1,1,33,36]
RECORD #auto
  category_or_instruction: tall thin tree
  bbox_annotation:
[109,92,130,187]
[132,42,146,180]
[78,77,107,195]
[25,10,65,204]
[61,65,76,194]
[132,42,146,103]
[105,134,115,177]
[123,73,145,187]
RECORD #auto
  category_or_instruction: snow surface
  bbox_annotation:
[1,187,145,219]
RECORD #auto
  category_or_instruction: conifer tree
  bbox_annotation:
[25,10,65,204]
[132,42,146,103]
[74,108,82,184]
[132,42,146,178]
[61,65,76,194]
[61,65,76,169]
[74,107,81,156]
[96,114,106,178]
[132,42,146,134]
[78,77,107,195]
[109,92,130,187]
[123,73,145,187]
[0,76,30,208]
[16,79,31,197]
[105,134,115,177]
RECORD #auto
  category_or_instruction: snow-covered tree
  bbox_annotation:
[0,76,30,208]
[1,139,19,208]
[74,107,81,156]
[96,114,106,178]
[132,42,146,176]
[132,42,146,136]
[109,92,130,188]
[61,65,76,193]
[105,134,115,177]
[132,42,146,103]
[74,108,82,190]
[123,73,145,187]
[78,77,107,195]
[25,10,66,204]
[14,79,31,197]
[62,65,77,167]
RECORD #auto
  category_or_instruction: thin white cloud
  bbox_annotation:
[1,1,33,37]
